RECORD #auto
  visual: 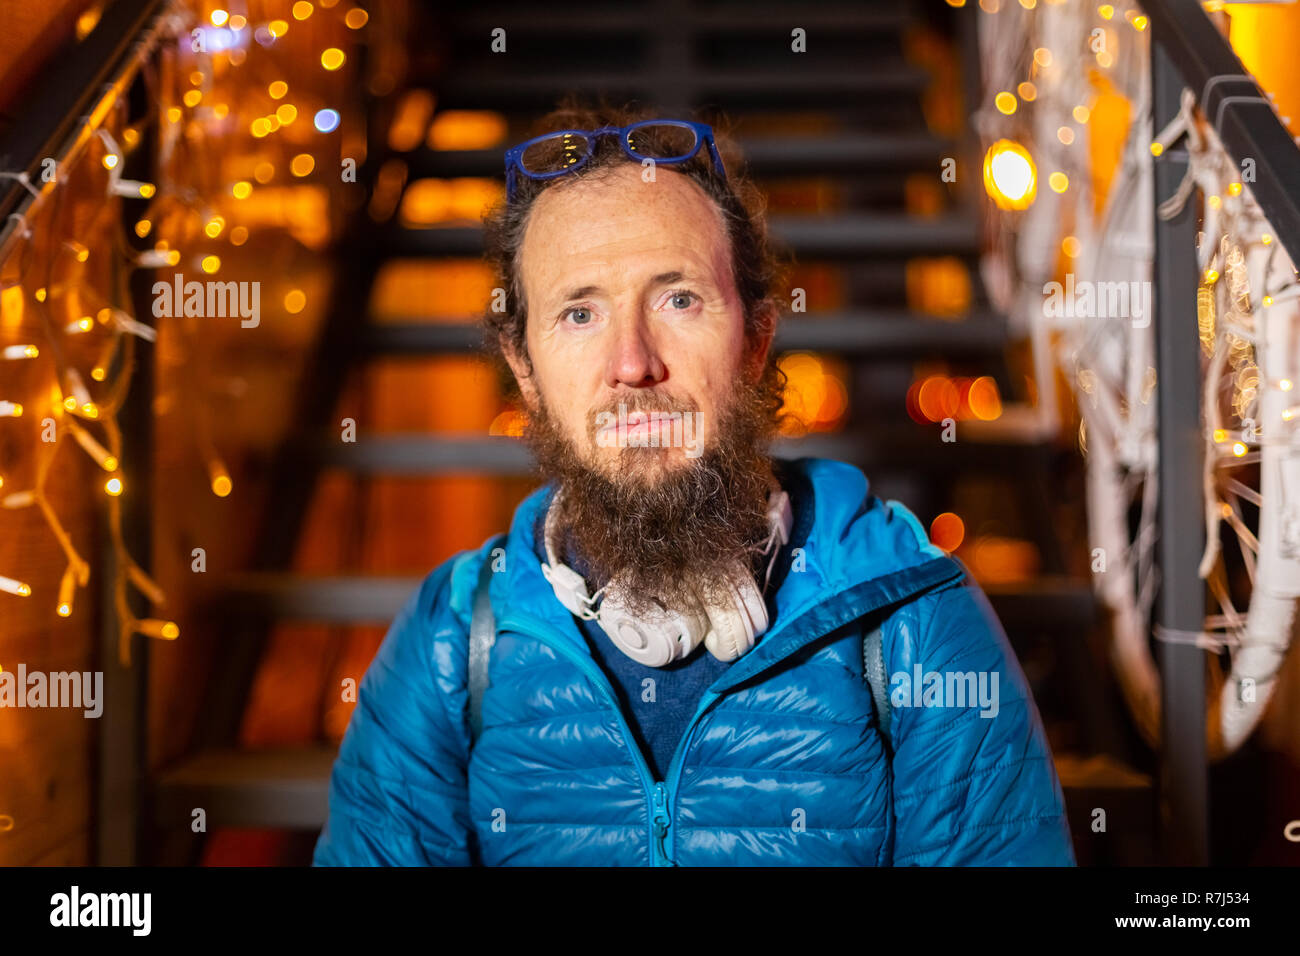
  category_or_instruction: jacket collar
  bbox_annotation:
[491,457,964,675]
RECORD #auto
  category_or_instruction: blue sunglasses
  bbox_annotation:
[504,119,727,203]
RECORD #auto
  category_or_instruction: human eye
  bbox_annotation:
[660,289,701,312]
[560,305,598,327]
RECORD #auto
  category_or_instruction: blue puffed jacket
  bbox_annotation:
[313,457,1077,866]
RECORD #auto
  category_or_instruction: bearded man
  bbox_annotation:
[313,104,1076,867]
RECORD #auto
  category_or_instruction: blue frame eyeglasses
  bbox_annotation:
[503,119,727,203]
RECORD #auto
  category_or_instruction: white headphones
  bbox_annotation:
[540,486,794,667]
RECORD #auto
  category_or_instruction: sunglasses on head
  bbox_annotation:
[503,119,727,203]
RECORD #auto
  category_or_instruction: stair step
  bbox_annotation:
[380,214,980,259]
[305,429,1064,477]
[440,6,908,34]
[151,745,1151,834]
[304,429,1061,477]
[361,311,1009,357]
[151,747,336,830]
[1054,753,1153,792]
[215,574,425,622]
[404,132,954,180]
[981,576,1099,632]
[432,65,931,111]
[213,572,1094,631]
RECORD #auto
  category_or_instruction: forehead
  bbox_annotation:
[518,164,730,300]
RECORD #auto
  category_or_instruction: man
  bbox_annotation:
[313,104,1076,866]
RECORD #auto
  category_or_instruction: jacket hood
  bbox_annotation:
[488,456,958,669]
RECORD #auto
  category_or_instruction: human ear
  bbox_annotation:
[745,300,778,380]
[503,339,540,409]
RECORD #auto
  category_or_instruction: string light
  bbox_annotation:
[0,0,360,661]
[0,575,32,597]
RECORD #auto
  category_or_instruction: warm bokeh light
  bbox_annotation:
[488,409,528,437]
[778,353,849,433]
[967,376,1003,420]
[930,512,965,553]
[427,111,508,150]
[399,178,501,226]
[917,375,961,422]
[983,139,1036,210]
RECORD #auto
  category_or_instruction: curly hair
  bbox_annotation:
[480,98,788,411]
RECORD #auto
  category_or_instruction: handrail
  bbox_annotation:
[1139,0,1300,251]
[0,0,169,254]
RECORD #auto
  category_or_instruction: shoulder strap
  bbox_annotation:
[863,621,891,751]
[468,551,497,744]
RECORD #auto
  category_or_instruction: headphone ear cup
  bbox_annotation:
[598,584,709,667]
[701,568,768,661]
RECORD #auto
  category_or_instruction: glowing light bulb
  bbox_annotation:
[105,476,123,496]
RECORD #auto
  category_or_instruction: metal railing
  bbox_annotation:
[1140,0,1300,865]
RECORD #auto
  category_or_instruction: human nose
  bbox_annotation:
[603,313,665,388]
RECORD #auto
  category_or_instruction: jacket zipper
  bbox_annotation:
[496,614,673,866]
[652,782,674,867]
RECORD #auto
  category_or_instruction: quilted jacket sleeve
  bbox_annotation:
[312,554,476,866]
[887,574,1076,866]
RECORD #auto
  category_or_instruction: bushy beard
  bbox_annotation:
[523,361,784,616]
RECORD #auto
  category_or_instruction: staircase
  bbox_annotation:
[144,0,1152,865]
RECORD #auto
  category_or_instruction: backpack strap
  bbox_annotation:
[863,620,891,751]
[467,549,498,745]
